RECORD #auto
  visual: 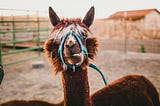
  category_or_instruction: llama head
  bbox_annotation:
[44,6,98,74]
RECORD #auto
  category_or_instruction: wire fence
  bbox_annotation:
[0,8,52,66]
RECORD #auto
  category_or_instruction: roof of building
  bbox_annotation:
[106,8,160,20]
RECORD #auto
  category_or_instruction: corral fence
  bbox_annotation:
[0,8,52,66]
[92,19,160,53]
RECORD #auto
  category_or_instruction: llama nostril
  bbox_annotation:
[66,41,74,48]
[66,40,75,48]
[66,44,70,48]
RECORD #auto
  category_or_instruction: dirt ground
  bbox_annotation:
[0,39,160,104]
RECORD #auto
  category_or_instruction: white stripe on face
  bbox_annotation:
[66,34,76,47]
[51,24,87,42]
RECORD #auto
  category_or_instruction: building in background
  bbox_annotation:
[92,9,160,39]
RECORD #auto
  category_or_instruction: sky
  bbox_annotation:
[0,0,160,18]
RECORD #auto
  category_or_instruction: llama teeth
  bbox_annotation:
[73,52,83,57]
[73,53,80,57]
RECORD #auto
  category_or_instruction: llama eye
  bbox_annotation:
[79,32,87,40]
[82,36,87,39]
[80,33,87,40]
[79,35,86,40]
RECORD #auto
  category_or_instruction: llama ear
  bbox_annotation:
[49,6,60,26]
[82,6,95,27]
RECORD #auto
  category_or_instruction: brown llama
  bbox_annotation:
[0,100,63,106]
[44,6,159,106]
[1,6,160,106]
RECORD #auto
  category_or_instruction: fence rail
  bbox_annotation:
[0,9,52,66]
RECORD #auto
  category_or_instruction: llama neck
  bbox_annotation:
[61,68,90,106]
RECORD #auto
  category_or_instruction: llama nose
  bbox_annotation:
[66,35,76,48]
[66,40,75,48]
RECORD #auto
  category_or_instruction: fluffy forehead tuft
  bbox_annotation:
[50,19,91,41]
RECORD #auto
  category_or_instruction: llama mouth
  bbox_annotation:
[64,52,84,64]
[70,52,83,59]
[72,53,82,57]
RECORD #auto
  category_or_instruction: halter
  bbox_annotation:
[57,30,107,85]
[58,30,88,70]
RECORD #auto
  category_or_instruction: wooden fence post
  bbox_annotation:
[12,16,16,49]
[35,11,41,55]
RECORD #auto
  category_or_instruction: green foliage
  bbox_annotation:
[140,45,146,53]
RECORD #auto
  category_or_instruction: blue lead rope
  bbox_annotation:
[58,30,107,85]
[89,63,107,85]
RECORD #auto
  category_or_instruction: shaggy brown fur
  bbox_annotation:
[0,100,63,106]
[61,68,90,106]
[91,74,160,106]
[44,38,64,74]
